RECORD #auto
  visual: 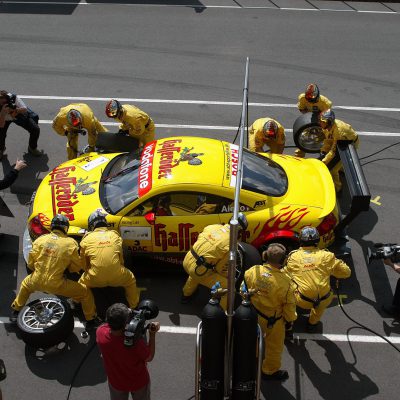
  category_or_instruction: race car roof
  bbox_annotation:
[138,137,226,195]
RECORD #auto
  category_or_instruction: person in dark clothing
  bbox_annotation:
[382,258,400,318]
[0,91,42,160]
[0,159,26,190]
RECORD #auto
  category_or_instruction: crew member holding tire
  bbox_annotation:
[105,99,155,149]
[283,226,351,332]
[242,243,297,381]
[181,213,248,310]
[318,109,359,192]
[295,84,332,157]
[248,118,285,154]
[10,214,98,329]
[52,103,108,160]
[79,210,139,310]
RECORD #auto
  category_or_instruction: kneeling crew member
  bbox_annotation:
[105,99,155,149]
[181,213,248,310]
[295,83,332,157]
[52,103,108,160]
[284,226,351,332]
[248,118,285,154]
[319,109,359,192]
[243,243,297,381]
[79,210,139,309]
[11,214,98,328]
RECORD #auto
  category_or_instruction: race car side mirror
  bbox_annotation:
[145,212,156,225]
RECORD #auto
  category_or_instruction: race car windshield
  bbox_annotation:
[100,154,141,214]
[242,149,288,196]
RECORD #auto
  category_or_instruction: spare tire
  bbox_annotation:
[293,113,325,154]
[17,297,74,348]
[236,242,262,290]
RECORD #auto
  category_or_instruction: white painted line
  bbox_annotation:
[1,2,398,15]
[20,95,400,112]
[1,317,399,344]
[37,120,400,137]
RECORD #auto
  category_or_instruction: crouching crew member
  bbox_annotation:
[318,109,359,192]
[10,214,98,329]
[52,103,108,160]
[243,243,297,381]
[181,213,248,310]
[105,99,155,149]
[248,118,285,154]
[79,210,139,309]
[284,226,351,332]
[295,83,332,157]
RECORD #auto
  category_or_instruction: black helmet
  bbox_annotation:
[319,109,335,129]
[88,210,108,231]
[105,99,123,118]
[299,226,320,246]
[50,214,69,234]
[305,83,320,103]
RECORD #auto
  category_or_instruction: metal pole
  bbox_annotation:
[195,321,202,400]
[226,57,249,398]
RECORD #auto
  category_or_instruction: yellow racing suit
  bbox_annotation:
[248,118,285,154]
[182,224,230,310]
[320,119,359,191]
[52,103,108,160]
[243,264,297,375]
[12,230,96,321]
[295,94,332,157]
[79,228,139,309]
[284,246,351,324]
[116,104,155,148]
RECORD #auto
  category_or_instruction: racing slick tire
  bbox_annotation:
[17,297,74,348]
[96,132,139,153]
[293,113,325,154]
[236,242,262,290]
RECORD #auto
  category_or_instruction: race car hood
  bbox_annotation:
[29,153,120,232]
[272,154,336,218]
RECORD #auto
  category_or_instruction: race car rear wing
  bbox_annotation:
[333,140,371,233]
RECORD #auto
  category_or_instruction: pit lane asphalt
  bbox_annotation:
[1,2,400,400]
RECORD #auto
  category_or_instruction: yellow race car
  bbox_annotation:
[24,135,344,265]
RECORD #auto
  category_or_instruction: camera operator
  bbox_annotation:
[96,303,160,400]
[382,258,400,318]
[0,91,42,159]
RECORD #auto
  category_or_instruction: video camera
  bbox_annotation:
[367,243,400,264]
[4,93,17,110]
[124,299,159,347]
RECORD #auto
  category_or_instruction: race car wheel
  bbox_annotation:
[293,113,325,154]
[236,242,262,290]
[17,297,74,348]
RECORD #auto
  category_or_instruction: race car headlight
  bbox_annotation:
[28,215,49,239]
[316,212,337,236]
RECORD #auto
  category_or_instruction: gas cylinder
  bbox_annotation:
[200,284,227,400]
[232,296,258,400]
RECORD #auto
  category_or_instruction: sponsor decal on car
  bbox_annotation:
[73,177,98,196]
[79,156,109,172]
[49,166,79,221]
[120,226,151,241]
[229,143,239,187]
[138,142,156,197]
[154,223,199,252]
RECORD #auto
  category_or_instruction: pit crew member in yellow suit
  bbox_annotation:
[319,109,359,192]
[284,226,351,332]
[105,99,155,148]
[295,83,332,157]
[242,243,297,381]
[10,214,98,329]
[181,213,248,310]
[52,103,108,160]
[79,210,139,309]
[248,118,285,154]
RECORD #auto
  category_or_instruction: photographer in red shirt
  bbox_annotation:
[96,303,160,400]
